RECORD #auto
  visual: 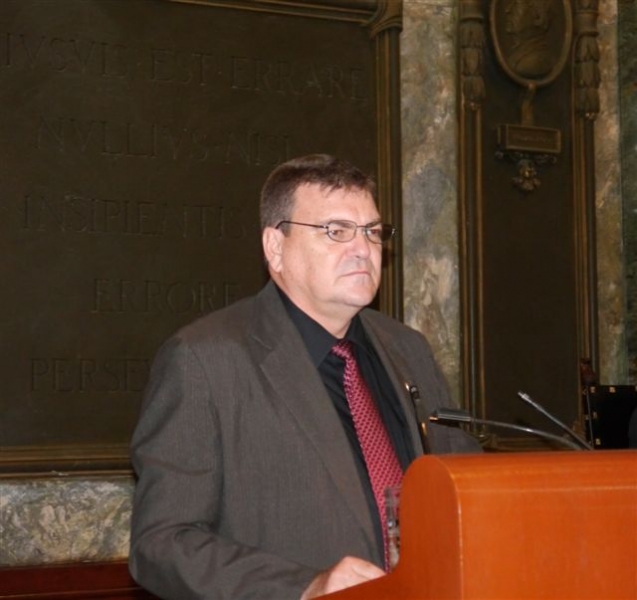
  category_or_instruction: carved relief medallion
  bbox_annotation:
[490,0,572,88]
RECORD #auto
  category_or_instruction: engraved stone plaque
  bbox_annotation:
[0,0,381,469]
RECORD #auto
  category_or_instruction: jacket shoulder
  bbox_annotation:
[360,309,429,346]
[167,294,256,349]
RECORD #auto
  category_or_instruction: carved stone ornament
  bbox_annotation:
[490,0,572,89]
[490,0,573,192]
[494,150,558,192]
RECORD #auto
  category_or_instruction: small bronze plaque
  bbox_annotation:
[497,123,561,154]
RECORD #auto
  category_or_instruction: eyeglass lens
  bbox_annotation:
[326,221,394,243]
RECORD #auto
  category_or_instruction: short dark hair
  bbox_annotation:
[259,154,376,231]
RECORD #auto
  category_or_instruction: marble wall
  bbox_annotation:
[0,476,132,566]
[0,0,629,568]
[401,0,462,401]
[595,0,629,384]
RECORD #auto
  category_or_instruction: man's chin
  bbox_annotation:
[341,287,379,308]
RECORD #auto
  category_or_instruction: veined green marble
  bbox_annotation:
[401,0,462,402]
[0,476,133,566]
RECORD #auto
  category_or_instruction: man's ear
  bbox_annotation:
[262,227,284,273]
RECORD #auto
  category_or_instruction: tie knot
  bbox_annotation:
[331,339,354,361]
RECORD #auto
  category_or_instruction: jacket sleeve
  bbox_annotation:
[128,335,318,600]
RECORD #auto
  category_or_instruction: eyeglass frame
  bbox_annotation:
[275,219,397,244]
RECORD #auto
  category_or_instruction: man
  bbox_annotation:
[129,154,480,600]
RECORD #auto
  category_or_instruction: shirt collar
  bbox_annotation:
[275,285,367,367]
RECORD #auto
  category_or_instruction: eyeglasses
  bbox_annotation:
[276,220,396,244]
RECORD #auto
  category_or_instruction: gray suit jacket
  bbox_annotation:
[129,281,479,600]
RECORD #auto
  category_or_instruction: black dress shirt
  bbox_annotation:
[277,287,417,558]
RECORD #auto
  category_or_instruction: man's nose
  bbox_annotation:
[349,227,372,256]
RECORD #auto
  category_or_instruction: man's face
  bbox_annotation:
[505,0,531,34]
[264,183,383,334]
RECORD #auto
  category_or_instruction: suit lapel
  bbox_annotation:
[360,312,425,458]
[248,283,378,555]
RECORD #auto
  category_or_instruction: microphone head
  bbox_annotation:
[430,408,473,424]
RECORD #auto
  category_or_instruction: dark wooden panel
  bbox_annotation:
[618,1,637,383]
[458,0,600,448]
[0,0,402,472]
[0,561,156,599]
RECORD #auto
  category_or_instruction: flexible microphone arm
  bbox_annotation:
[429,408,585,451]
[517,391,593,450]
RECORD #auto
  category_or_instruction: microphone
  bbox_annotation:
[429,407,586,451]
[517,390,593,450]
[406,383,431,454]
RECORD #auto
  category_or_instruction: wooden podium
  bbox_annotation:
[325,451,637,599]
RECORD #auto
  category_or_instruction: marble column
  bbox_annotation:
[401,0,462,402]
[595,0,628,383]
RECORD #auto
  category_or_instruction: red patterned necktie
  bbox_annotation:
[331,339,403,570]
